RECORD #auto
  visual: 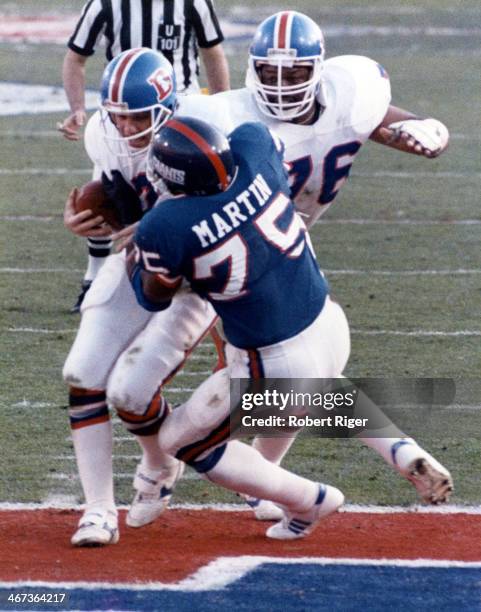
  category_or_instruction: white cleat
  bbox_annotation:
[126,461,185,528]
[244,497,284,521]
[71,507,119,547]
[266,484,344,540]
[392,439,453,504]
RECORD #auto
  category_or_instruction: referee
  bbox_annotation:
[58,0,230,141]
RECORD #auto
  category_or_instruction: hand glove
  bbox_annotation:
[387,118,449,157]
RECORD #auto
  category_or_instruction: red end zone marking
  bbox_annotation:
[1,509,480,584]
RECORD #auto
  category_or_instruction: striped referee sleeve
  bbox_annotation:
[191,0,224,47]
[68,0,109,56]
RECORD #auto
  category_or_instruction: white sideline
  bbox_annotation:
[1,501,480,514]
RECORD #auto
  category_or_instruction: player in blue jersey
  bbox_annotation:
[127,116,350,539]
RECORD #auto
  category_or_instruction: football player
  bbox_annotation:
[63,8,452,544]
[63,48,230,546]
[204,11,452,519]
[215,10,449,229]
[129,115,348,540]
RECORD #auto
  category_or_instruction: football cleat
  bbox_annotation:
[71,507,119,547]
[71,280,92,314]
[391,439,453,504]
[244,496,284,521]
[126,460,184,528]
[266,484,344,540]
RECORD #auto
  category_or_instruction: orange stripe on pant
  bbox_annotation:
[70,413,110,430]
[179,418,231,464]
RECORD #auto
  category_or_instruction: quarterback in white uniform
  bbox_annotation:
[63,49,232,546]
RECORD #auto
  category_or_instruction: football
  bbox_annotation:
[74,180,122,230]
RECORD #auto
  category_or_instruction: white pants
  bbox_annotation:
[63,252,217,414]
[159,296,350,462]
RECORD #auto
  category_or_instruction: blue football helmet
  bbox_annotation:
[100,48,177,153]
[246,11,325,121]
[147,116,235,196]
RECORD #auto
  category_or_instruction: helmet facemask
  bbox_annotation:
[101,103,173,159]
[248,53,323,121]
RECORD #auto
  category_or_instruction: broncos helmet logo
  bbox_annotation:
[148,68,174,102]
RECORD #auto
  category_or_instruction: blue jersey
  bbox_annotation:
[133,122,328,349]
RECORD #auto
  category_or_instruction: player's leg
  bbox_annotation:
[63,253,151,545]
[242,296,351,519]
[71,237,112,313]
[158,369,344,540]
[107,289,218,527]
[246,297,453,504]
[356,422,453,503]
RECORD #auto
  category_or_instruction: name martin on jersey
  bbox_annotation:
[191,173,273,247]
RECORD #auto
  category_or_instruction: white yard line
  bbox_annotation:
[0,168,90,175]
[0,130,475,139]
[352,330,481,337]
[6,326,481,338]
[0,268,83,272]
[48,471,199,481]
[321,219,481,225]
[3,268,481,277]
[1,168,479,179]
[325,269,481,276]
[3,216,481,226]
[5,327,77,334]
[0,215,58,222]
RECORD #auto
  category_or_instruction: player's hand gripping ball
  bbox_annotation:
[74,180,122,230]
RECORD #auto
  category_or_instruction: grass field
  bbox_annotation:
[1,1,480,509]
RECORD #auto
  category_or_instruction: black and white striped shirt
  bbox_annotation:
[68,0,224,93]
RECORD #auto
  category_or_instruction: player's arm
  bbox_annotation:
[128,255,181,312]
[370,104,449,158]
[127,226,182,312]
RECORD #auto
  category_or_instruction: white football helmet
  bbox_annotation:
[246,11,325,121]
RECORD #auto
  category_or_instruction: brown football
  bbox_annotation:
[74,180,122,230]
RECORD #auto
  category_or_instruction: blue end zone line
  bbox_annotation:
[2,557,481,593]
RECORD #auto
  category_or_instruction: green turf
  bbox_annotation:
[1,1,480,507]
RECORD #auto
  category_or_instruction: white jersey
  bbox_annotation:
[84,93,229,209]
[84,55,389,225]
[212,55,391,226]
